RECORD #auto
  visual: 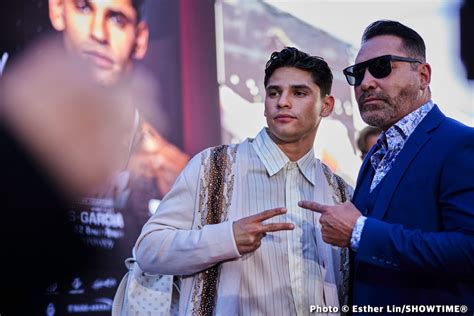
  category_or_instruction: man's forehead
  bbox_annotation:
[267,67,314,84]
[355,35,404,63]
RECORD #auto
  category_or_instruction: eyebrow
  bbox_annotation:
[265,84,311,90]
[265,85,280,91]
[290,84,311,90]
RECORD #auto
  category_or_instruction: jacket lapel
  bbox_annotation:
[352,146,377,201]
[370,106,445,220]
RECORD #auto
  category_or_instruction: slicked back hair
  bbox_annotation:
[264,47,333,97]
[362,20,426,62]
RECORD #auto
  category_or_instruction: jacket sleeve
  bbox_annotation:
[355,132,474,280]
[134,151,241,276]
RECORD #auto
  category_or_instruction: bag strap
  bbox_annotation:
[112,271,129,315]
[112,258,135,316]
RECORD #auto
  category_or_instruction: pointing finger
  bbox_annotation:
[298,200,329,213]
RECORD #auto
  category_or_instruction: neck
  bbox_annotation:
[267,129,315,162]
[381,95,431,132]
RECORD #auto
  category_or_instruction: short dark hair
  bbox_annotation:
[132,0,146,22]
[362,20,426,62]
[264,47,333,96]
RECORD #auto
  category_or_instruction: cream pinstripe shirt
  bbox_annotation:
[239,128,341,316]
[136,128,347,315]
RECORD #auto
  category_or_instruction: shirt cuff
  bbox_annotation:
[350,216,367,251]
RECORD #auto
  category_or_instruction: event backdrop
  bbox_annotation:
[0,0,361,314]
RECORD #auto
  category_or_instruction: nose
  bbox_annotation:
[277,91,291,109]
[90,13,108,44]
[359,68,377,91]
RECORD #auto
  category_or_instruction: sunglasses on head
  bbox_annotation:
[343,55,422,86]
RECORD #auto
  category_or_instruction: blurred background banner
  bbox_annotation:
[0,0,471,315]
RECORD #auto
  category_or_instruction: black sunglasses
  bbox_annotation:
[343,55,422,86]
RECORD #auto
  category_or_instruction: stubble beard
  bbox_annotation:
[359,87,416,130]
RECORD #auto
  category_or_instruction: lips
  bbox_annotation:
[82,50,114,69]
[274,114,296,123]
[363,97,381,104]
[359,93,387,107]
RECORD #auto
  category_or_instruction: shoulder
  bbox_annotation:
[441,116,474,137]
[430,116,474,155]
[429,106,474,139]
[420,114,474,175]
[185,142,243,172]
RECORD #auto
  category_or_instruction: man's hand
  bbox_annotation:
[298,201,361,247]
[233,208,294,255]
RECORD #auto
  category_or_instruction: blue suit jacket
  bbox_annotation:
[351,105,474,312]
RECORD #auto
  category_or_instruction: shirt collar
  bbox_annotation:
[252,128,316,185]
[379,100,435,151]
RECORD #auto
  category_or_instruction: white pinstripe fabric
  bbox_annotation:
[238,128,334,316]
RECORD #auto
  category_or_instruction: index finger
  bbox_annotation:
[251,207,287,222]
[298,200,329,213]
[262,222,295,233]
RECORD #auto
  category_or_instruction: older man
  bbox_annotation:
[300,20,474,313]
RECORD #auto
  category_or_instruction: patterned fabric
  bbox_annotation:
[370,101,434,191]
[127,266,174,315]
[321,164,352,205]
[350,216,367,251]
[191,144,238,316]
[112,257,174,316]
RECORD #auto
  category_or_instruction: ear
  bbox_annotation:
[132,22,149,60]
[418,62,431,90]
[319,95,335,117]
[49,0,66,31]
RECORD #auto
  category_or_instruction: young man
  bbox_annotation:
[46,0,188,313]
[136,47,352,315]
[300,20,474,312]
